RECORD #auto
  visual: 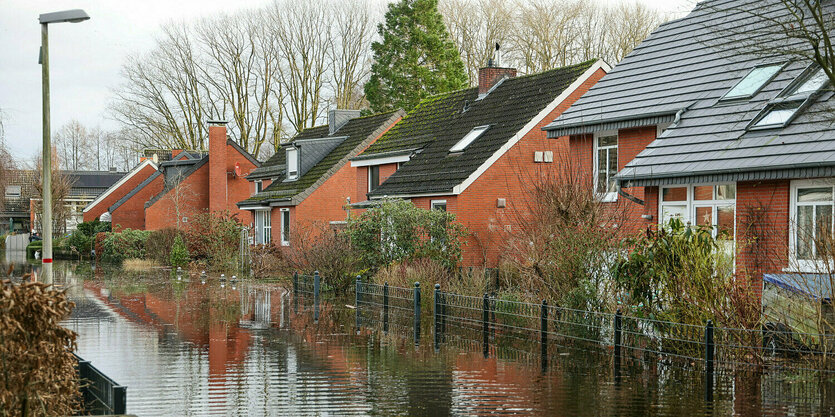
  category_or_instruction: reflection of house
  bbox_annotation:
[95,123,259,232]
[543,0,835,288]
[29,170,125,233]
[2,170,36,234]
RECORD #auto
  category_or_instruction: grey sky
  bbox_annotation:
[0,0,696,162]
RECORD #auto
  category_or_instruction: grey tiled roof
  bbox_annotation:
[363,60,598,197]
[546,0,835,184]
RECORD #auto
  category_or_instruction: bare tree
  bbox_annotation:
[33,149,74,235]
[440,0,514,84]
[328,0,377,109]
[54,120,91,171]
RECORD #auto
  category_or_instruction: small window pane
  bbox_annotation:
[662,205,687,224]
[717,205,735,239]
[797,205,814,259]
[791,67,828,95]
[816,205,832,246]
[450,125,489,152]
[597,135,617,147]
[282,211,290,243]
[597,149,608,193]
[716,184,736,200]
[369,166,380,192]
[725,64,782,98]
[798,187,833,202]
[607,148,618,181]
[694,186,713,200]
[695,206,713,227]
[754,101,802,127]
[662,187,687,202]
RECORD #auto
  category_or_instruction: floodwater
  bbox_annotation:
[5,255,835,416]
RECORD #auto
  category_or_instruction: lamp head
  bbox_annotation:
[39,9,90,24]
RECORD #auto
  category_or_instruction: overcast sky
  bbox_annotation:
[0,0,696,163]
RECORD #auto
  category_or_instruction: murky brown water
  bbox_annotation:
[5,255,835,416]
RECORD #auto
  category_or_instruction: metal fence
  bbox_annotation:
[75,354,126,415]
[352,280,835,401]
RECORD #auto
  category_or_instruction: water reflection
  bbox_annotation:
[2,258,828,416]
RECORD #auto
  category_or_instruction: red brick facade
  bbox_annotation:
[83,162,158,223]
[111,174,164,232]
[478,67,517,95]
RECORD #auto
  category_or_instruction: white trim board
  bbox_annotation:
[82,159,158,213]
[350,154,411,167]
[452,59,610,195]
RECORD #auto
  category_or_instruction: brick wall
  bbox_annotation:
[478,67,517,95]
[224,142,258,226]
[145,164,210,230]
[736,180,790,289]
[83,163,157,223]
[111,174,164,232]
[208,126,227,213]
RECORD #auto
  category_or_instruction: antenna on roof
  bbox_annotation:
[495,42,501,67]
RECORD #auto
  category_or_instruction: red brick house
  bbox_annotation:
[105,123,259,231]
[83,159,159,223]
[351,60,608,267]
[543,0,835,288]
[237,110,403,245]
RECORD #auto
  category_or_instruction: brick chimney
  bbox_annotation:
[478,65,516,96]
[208,121,228,213]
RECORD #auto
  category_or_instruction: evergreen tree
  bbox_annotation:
[365,0,468,112]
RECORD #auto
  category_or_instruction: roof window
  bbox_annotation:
[750,100,803,129]
[782,65,829,98]
[747,63,829,131]
[450,125,490,153]
[721,63,784,100]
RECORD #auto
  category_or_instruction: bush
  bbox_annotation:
[0,280,79,416]
[251,243,292,279]
[347,198,467,273]
[101,229,151,263]
[169,234,190,268]
[66,229,92,258]
[145,228,183,264]
[183,211,243,271]
[287,227,364,291]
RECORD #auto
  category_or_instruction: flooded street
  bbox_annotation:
[6,257,835,416]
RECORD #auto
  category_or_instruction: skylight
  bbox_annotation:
[450,125,490,153]
[722,63,784,100]
[752,100,803,128]
[784,66,829,97]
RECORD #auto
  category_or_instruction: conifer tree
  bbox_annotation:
[365,0,468,112]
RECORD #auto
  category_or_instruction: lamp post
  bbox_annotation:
[39,9,89,284]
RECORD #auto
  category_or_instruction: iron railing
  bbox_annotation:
[75,353,126,415]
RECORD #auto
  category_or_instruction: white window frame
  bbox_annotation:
[450,125,490,153]
[280,208,290,246]
[593,130,618,202]
[658,183,737,239]
[254,210,271,245]
[4,185,21,198]
[431,200,447,211]
[286,147,299,180]
[368,165,380,193]
[254,180,263,194]
[789,179,835,272]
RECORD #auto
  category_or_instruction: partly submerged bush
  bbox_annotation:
[169,234,190,268]
[101,229,151,263]
[287,225,364,292]
[0,280,79,416]
[146,228,183,265]
[183,211,243,271]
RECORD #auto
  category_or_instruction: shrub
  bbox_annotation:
[285,224,365,291]
[347,198,467,273]
[66,229,93,258]
[169,234,190,268]
[251,243,292,279]
[0,280,79,416]
[101,229,151,263]
[183,211,243,271]
[145,228,183,264]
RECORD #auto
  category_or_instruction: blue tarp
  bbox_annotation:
[764,273,834,302]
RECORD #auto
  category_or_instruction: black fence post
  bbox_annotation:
[313,271,320,323]
[483,293,490,358]
[614,309,622,380]
[293,271,298,296]
[355,276,361,332]
[434,284,441,352]
[541,299,548,371]
[705,320,715,404]
[414,282,421,345]
[113,386,127,415]
[383,282,390,334]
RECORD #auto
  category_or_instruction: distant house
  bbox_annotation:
[103,123,259,232]
[237,110,404,245]
[543,0,835,286]
[2,170,37,234]
[351,60,608,267]
[30,170,125,233]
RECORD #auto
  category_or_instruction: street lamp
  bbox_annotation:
[39,9,90,284]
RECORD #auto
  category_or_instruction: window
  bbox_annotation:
[786,66,828,96]
[751,100,803,129]
[280,209,290,246]
[286,147,299,180]
[254,210,271,245]
[594,131,618,200]
[722,63,784,100]
[431,200,447,211]
[450,125,490,153]
[5,186,21,198]
[255,180,263,194]
[659,183,736,240]
[791,181,835,268]
[368,165,380,192]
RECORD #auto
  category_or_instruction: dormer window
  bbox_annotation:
[721,63,784,101]
[286,147,299,180]
[450,125,490,153]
